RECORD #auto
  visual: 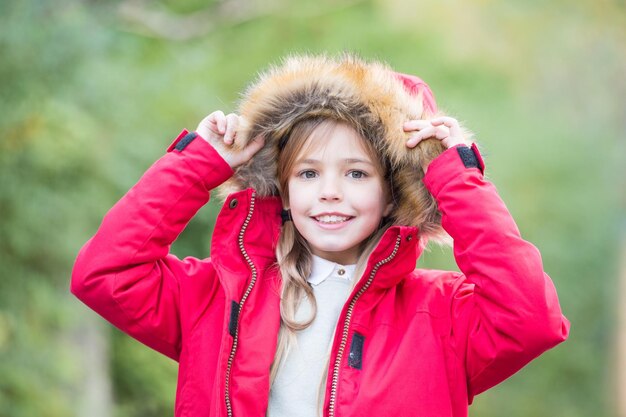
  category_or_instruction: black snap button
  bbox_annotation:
[406,235,413,242]
[229,199,238,209]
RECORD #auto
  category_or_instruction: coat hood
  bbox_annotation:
[220,53,452,242]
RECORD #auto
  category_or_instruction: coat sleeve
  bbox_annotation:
[422,144,570,401]
[70,130,233,361]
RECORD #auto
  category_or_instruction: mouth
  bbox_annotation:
[312,214,354,224]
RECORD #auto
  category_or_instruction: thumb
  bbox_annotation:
[242,135,265,161]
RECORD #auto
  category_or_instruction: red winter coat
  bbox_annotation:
[71,129,569,417]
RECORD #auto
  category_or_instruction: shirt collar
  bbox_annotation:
[308,255,357,286]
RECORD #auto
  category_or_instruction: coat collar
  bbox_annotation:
[210,189,423,298]
[210,189,282,298]
[356,225,422,292]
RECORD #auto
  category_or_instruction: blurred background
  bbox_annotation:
[1,0,624,416]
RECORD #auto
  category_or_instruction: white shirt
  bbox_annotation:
[307,255,357,286]
[268,256,356,417]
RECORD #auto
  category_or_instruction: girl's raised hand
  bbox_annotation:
[403,116,466,150]
[196,111,265,169]
[403,116,469,173]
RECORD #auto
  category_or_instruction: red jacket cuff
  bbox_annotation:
[422,143,485,197]
[165,129,234,188]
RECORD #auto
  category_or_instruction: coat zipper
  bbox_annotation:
[224,192,257,417]
[327,234,402,417]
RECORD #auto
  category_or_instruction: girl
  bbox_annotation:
[71,53,569,417]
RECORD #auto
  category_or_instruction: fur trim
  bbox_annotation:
[219,52,469,243]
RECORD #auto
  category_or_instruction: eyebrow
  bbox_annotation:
[295,158,375,166]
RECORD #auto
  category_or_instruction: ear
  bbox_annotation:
[383,201,393,217]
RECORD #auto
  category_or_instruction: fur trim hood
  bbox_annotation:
[221,53,453,242]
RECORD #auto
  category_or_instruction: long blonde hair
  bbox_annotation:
[269,117,394,411]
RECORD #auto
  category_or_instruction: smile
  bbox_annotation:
[313,215,353,224]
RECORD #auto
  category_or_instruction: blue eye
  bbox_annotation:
[348,170,367,179]
[298,170,317,179]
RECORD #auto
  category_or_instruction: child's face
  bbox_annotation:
[287,123,392,265]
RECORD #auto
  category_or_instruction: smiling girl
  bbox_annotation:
[71,53,569,417]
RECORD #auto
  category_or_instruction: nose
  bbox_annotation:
[319,176,342,202]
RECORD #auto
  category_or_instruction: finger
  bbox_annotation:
[198,113,222,140]
[433,125,450,140]
[403,119,430,132]
[223,113,239,145]
[208,111,226,134]
[406,126,437,148]
[201,117,220,135]
[406,126,434,148]
[408,126,435,146]
[431,117,462,138]
[406,134,423,148]
[242,135,265,160]
[430,116,455,126]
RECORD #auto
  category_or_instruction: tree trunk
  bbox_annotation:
[617,229,626,417]
[70,312,113,417]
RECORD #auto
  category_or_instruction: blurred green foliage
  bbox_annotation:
[1,0,624,416]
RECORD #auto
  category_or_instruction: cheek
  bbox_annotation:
[286,181,306,212]
[354,184,388,213]
[285,180,296,207]
[286,186,311,236]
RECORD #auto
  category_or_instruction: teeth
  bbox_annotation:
[316,215,349,224]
